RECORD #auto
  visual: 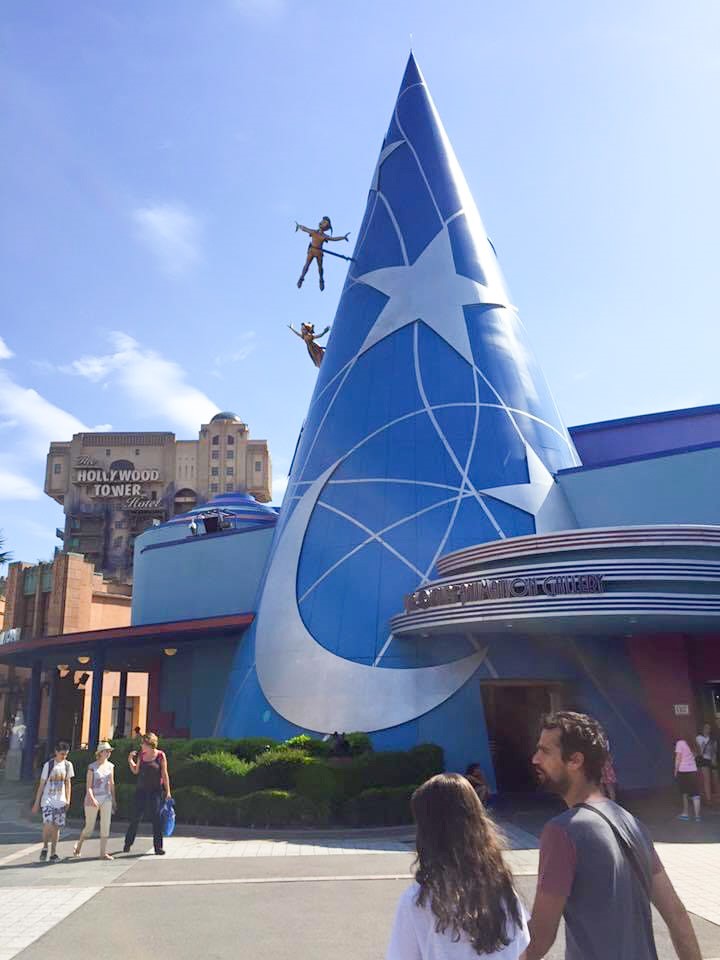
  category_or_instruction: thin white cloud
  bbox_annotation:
[66,332,220,434]
[0,362,111,509]
[0,469,42,501]
[132,202,201,274]
[0,368,91,458]
[214,332,256,367]
[0,336,14,360]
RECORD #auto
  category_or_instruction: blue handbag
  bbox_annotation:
[160,797,176,837]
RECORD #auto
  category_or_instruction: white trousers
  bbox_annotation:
[81,799,113,839]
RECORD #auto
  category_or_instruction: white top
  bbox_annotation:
[40,759,75,808]
[386,883,529,960]
[696,734,717,763]
[87,759,114,802]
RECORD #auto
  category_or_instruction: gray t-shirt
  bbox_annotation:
[537,800,662,960]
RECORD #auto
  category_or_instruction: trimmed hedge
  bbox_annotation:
[230,738,278,762]
[63,736,442,827]
[336,744,443,799]
[294,761,339,823]
[235,790,317,828]
[172,752,251,796]
[343,785,417,826]
[283,735,332,758]
[239,748,313,794]
[174,786,238,826]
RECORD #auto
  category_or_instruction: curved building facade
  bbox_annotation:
[218,55,599,774]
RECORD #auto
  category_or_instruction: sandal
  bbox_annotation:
[101,853,114,861]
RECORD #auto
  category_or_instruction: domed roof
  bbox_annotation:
[210,411,242,423]
[167,491,278,529]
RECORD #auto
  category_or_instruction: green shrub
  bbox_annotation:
[115,783,134,819]
[240,748,312,794]
[345,732,373,756]
[335,743,444,799]
[173,752,251,796]
[343,785,417,826]
[184,738,237,757]
[174,786,238,825]
[282,735,332,758]
[407,743,444,780]
[235,790,317,828]
[231,738,278,762]
[294,761,339,823]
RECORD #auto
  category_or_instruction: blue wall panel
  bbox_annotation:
[132,527,274,625]
[559,446,720,528]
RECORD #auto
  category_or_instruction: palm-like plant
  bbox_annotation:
[0,532,12,566]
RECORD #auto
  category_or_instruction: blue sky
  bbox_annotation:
[1,0,719,567]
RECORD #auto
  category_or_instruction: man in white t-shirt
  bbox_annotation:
[32,740,74,862]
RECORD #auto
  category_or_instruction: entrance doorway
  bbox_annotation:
[481,682,563,792]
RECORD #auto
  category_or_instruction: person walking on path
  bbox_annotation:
[31,740,74,863]
[386,772,529,959]
[674,734,702,822]
[123,732,171,856]
[72,741,117,860]
[526,711,701,960]
[695,722,718,805]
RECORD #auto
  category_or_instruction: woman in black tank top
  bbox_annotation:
[123,732,171,855]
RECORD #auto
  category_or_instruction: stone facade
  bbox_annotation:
[44,412,272,582]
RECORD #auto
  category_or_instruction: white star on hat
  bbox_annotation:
[355,226,511,364]
[479,443,577,533]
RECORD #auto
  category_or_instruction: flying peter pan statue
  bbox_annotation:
[289,323,330,368]
[295,216,352,291]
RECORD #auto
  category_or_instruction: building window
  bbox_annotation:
[111,697,138,738]
[226,467,234,476]
[23,572,38,595]
[227,435,234,445]
[105,448,111,456]
[115,520,127,530]
[211,467,219,477]
[151,490,157,501]
[113,536,123,548]
[135,449,140,456]
[53,462,62,475]
[212,436,219,445]
[210,483,219,493]
[225,484,234,492]
[211,450,219,460]
[255,460,262,472]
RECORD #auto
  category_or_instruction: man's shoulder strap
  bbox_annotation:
[576,802,652,898]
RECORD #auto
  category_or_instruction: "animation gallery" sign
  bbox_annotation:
[404,574,605,613]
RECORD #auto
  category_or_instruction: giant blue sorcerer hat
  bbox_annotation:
[218,55,580,741]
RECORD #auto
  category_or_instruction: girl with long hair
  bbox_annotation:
[387,773,529,959]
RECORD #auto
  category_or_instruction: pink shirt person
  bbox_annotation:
[675,739,697,773]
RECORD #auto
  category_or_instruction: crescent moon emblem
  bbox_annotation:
[255,462,486,733]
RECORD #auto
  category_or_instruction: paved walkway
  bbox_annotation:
[0,778,718,959]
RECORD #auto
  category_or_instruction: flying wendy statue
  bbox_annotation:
[288,322,330,368]
[295,216,351,291]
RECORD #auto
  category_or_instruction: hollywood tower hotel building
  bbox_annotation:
[45,412,271,582]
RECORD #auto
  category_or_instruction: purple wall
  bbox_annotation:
[570,404,720,468]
